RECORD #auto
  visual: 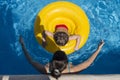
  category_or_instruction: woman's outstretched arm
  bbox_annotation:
[70,40,105,73]
[19,36,47,74]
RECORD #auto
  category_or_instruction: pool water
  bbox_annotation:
[0,0,120,75]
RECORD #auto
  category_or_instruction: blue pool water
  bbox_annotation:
[0,0,120,75]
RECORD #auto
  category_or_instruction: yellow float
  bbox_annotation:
[34,1,90,55]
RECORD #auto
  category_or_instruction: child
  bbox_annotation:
[42,24,81,51]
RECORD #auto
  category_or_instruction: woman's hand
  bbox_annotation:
[98,40,105,49]
[19,35,24,46]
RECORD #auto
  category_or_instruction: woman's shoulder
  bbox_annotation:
[45,63,50,73]
[62,62,74,73]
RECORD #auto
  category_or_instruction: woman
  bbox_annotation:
[42,24,81,51]
[19,36,105,79]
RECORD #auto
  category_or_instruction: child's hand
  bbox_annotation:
[42,40,47,48]
[42,31,46,42]
[74,47,79,51]
[42,31,47,48]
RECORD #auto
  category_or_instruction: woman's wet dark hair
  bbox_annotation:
[54,32,69,46]
[49,50,68,79]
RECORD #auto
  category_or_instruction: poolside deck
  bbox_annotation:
[1,74,120,80]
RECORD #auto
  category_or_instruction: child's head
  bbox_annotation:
[49,50,68,79]
[53,32,69,46]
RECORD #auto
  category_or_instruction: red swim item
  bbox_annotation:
[55,24,68,30]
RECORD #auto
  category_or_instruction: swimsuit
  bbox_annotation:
[68,62,72,73]
[68,62,71,72]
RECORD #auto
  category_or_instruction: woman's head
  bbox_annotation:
[54,32,69,46]
[49,50,68,79]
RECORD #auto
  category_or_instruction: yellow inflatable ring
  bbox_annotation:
[34,1,90,55]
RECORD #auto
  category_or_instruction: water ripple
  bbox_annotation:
[6,0,120,64]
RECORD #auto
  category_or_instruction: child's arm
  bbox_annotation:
[69,35,81,51]
[42,31,54,42]
[42,31,54,47]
